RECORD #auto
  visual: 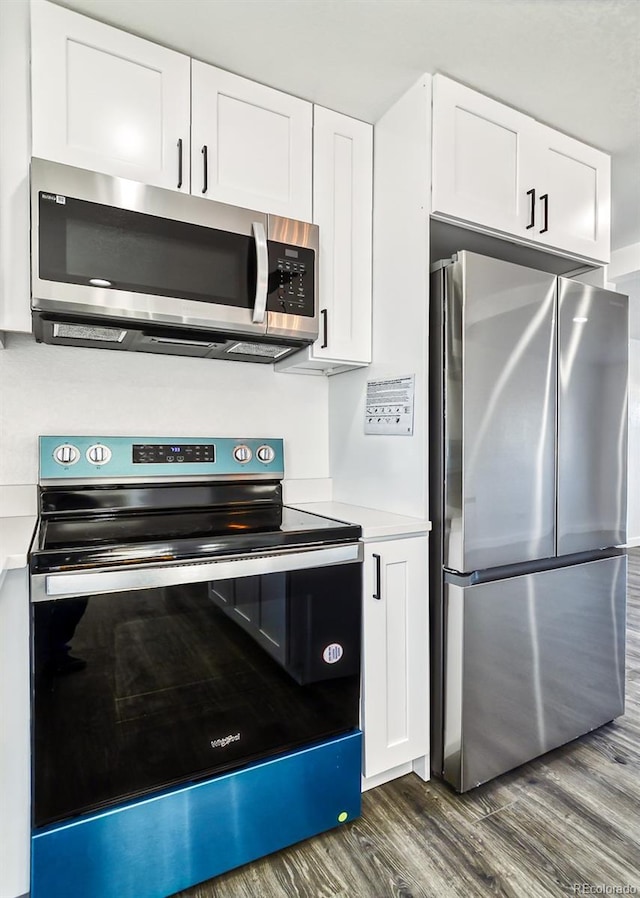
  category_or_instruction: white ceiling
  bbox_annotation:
[53,0,640,252]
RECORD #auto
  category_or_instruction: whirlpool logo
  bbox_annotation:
[210,733,241,749]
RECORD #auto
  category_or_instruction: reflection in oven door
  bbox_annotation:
[209,565,361,685]
[32,563,361,828]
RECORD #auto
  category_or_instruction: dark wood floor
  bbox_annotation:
[177,549,640,898]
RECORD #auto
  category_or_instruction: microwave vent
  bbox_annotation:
[227,342,292,359]
[53,323,126,343]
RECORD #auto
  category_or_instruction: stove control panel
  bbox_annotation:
[40,437,284,481]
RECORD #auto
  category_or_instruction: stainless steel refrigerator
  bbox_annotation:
[429,251,628,792]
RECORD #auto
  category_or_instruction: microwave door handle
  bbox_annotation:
[252,221,269,324]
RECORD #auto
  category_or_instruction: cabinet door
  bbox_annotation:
[191,61,312,220]
[275,107,372,375]
[532,124,610,263]
[312,107,373,365]
[362,537,429,778]
[31,1,191,191]
[432,75,538,238]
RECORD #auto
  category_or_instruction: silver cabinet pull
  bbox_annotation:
[252,221,268,323]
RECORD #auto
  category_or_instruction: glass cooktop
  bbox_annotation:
[31,506,361,573]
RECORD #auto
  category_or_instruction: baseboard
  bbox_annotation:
[361,756,430,792]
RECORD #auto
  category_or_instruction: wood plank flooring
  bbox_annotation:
[177,550,640,898]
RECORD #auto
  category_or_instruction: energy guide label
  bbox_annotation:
[365,375,415,435]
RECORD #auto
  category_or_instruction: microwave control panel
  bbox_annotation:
[267,242,315,318]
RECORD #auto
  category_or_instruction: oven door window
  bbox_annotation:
[32,563,361,828]
[38,193,257,309]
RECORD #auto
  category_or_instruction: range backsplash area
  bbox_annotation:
[0,333,331,500]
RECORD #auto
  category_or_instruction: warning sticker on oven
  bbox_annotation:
[323,643,344,664]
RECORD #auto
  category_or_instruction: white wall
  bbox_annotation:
[328,75,431,519]
[0,0,31,334]
[0,334,330,493]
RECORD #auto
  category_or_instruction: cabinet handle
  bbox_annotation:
[526,188,536,229]
[372,553,382,600]
[540,193,549,234]
[201,145,208,194]
[177,139,183,189]
[321,309,328,349]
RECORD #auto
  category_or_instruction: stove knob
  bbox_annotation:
[233,444,252,464]
[256,444,275,464]
[53,443,80,466]
[86,444,112,465]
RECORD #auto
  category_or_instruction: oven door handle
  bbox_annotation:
[32,542,363,601]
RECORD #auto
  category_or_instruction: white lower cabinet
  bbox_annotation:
[361,535,429,784]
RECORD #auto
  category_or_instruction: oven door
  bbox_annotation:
[31,543,362,828]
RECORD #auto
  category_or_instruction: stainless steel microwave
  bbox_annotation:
[30,158,318,363]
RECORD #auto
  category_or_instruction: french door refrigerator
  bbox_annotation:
[429,251,628,792]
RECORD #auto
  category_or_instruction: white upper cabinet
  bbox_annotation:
[276,107,372,375]
[191,61,312,220]
[30,0,191,191]
[431,75,610,264]
[532,123,610,263]
[432,75,537,240]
